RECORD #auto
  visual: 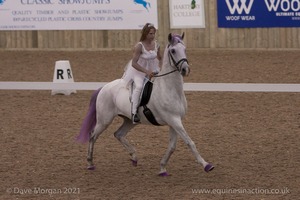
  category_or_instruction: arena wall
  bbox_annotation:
[0,0,299,49]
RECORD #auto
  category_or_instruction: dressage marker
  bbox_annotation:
[51,60,76,95]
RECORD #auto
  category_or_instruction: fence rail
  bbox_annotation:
[1,82,300,92]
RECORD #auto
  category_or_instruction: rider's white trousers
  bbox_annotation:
[122,61,146,114]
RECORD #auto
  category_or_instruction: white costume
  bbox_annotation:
[122,41,160,116]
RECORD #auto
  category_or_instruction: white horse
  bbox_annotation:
[76,33,214,176]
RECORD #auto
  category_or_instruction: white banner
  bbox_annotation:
[0,0,158,30]
[169,0,205,29]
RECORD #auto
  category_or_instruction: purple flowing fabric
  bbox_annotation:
[76,88,102,144]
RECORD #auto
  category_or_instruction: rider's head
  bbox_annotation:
[140,23,157,41]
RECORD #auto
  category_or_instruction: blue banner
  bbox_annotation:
[217,0,300,28]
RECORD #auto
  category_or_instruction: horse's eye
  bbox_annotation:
[171,49,176,54]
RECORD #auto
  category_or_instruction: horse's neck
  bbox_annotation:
[161,46,184,84]
[154,49,185,98]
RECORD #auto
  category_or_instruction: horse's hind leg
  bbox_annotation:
[114,117,137,166]
[87,122,110,170]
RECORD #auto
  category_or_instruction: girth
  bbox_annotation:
[139,81,161,126]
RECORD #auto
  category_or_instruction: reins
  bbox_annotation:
[153,69,177,77]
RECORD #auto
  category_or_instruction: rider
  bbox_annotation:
[122,23,162,124]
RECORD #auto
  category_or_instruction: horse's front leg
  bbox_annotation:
[171,119,214,173]
[159,127,178,176]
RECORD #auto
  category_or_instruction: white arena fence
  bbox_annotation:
[0,82,299,92]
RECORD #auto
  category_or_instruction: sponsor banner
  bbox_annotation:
[0,0,158,30]
[169,0,205,28]
[217,0,300,27]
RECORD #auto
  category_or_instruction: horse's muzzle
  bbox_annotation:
[181,64,190,76]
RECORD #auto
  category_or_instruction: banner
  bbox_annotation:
[217,0,300,28]
[0,0,158,30]
[169,0,205,28]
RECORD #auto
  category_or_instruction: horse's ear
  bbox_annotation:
[181,32,185,40]
[168,33,173,44]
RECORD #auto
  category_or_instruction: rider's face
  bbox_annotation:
[146,29,156,41]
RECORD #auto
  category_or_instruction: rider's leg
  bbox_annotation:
[131,76,144,123]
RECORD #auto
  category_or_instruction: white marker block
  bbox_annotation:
[51,60,77,95]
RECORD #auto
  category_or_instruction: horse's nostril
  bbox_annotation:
[181,66,190,76]
[181,67,188,76]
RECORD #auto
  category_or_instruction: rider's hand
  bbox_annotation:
[146,70,154,79]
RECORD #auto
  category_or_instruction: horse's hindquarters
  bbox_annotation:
[95,79,130,120]
[115,86,132,118]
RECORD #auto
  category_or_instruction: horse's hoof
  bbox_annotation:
[204,163,214,172]
[87,166,96,170]
[158,172,170,177]
[130,159,138,167]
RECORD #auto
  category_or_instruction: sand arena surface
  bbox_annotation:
[0,49,299,199]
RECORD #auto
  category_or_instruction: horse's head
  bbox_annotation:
[167,33,190,76]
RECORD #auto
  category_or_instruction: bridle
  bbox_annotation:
[154,43,189,78]
[168,46,189,72]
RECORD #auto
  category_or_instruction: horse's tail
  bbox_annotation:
[76,87,102,144]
